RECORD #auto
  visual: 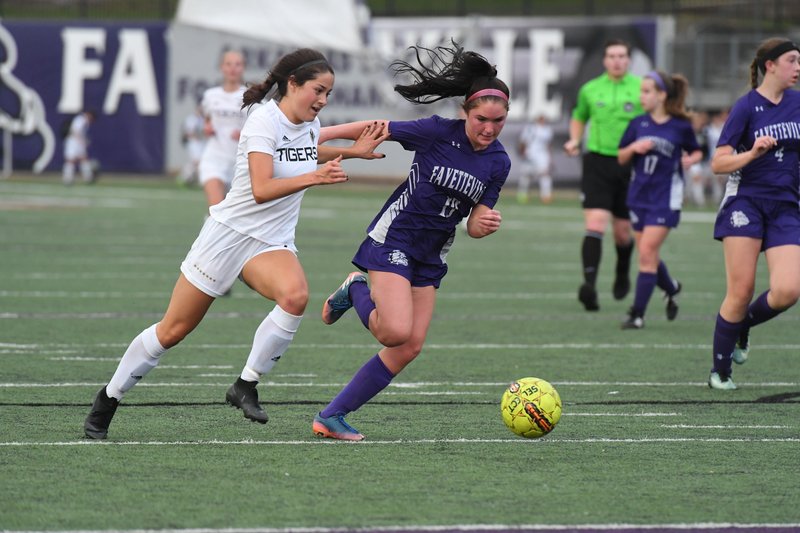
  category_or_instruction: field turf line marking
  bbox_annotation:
[2,437,800,447]
[1,380,799,387]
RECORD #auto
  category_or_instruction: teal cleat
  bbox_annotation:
[312,412,365,441]
[322,271,367,325]
[732,327,749,365]
[708,371,737,390]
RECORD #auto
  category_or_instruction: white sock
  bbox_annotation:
[80,160,93,181]
[539,175,552,199]
[690,180,705,206]
[106,324,166,400]
[63,162,75,184]
[240,306,303,382]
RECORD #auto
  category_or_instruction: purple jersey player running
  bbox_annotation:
[617,70,702,329]
[312,43,511,440]
[708,38,800,390]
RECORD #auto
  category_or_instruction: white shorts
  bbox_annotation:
[180,218,297,297]
[64,138,87,161]
[198,152,236,185]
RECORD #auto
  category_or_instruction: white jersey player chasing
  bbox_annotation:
[198,50,247,209]
[83,48,389,439]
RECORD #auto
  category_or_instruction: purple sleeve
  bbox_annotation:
[717,96,750,149]
[619,120,637,149]
[682,120,700,152]
[478,156,511,208]
[389,115,446,152]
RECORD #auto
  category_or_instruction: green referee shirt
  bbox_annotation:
[571,72,643,157]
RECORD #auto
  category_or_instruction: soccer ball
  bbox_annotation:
[501,377,562,438]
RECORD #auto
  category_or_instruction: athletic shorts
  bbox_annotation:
[352,237,447,289]
[180,218,297,297]
[198,153,236,186]
[580,152,631,219]
[713,195,800,250]
[629,206,681,231]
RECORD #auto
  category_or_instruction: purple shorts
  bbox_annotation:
[352,237,447,288]
[714,195,800,250]
[629,206,681,231]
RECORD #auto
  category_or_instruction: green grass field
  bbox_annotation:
[1,175,799,532]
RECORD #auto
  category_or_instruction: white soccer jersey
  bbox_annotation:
[201,85,247,160]
[519,122,553,165]
[209,99,320,246]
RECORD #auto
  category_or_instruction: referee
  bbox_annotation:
[564,39,642,311]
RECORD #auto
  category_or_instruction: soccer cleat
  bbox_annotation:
[620,308,644,330]
[578,283,599,311]
[312,412,365,441]
[226,378,268,424]
[322,271,367,325]
[613,274,630,300]
[84,386,119,440]
[732,327,750,365]
[708,371,737,390]
[665,281,682,321]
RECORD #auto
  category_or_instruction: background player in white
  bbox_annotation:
[198,50,247,210]
[83,48,388,439]
[178,102,206,186]
[62,109,95,185]
[517,115,554,204]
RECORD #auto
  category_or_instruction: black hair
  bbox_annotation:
[390,41,509,110]
[242,48,333,108]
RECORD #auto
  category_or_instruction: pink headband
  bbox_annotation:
[466,88,509,103]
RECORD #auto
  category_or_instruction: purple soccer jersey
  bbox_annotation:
[365,115,510,265]
[717,88,800,203]
[620,114,699,211]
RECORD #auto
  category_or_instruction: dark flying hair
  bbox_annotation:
[242,48,333,108]
[390,41,509,111]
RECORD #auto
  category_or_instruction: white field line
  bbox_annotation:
[8,341,800,352]
[2,437,800,447]
[0,380,798,388]
[660,424,791,429]
[4,522,800,533]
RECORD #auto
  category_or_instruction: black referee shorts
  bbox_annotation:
[580,152,631,220]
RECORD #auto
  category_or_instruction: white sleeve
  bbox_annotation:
[242,111,277,156]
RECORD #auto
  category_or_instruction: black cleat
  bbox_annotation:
[621,308,644,330]
[84,386,119,440]
[226,378,268,424]
[665,281,682,321]
[578,283,599,311]
[612,275,631,300]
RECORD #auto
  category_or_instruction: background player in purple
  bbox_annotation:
[617,70,702,329]
[708,38,800,390]
[312,43,511,441]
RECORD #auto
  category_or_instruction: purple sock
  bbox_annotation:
[320,354,394,418]
[656,261,677,295]
[712,314,742,376]
[744,291,784,328]
[632,272,657,316]
[349,281,374,329]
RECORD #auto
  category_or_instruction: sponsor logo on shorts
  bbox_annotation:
[387,249,408,266]
[730,210,750,228]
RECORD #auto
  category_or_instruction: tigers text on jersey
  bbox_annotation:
[368,115,510,265]
[620,114,699,210]
[201,85,247,160]
[717,89,800,203]
[209,99,320,246]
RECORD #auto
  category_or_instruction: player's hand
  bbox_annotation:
[203,121,214,136]
[230,129,241,141]
[563,139,580,157]
[474,208,502,236]
[351,121,390,160]
[750,135,777,159]
[633,139,655,154]
[314,155,348,185]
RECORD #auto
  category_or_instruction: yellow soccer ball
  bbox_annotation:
[501,377,562,438]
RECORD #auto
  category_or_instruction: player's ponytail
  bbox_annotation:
[750,37,800,89]
[391,41,509,111]
[647,69,691,120]
[242,48,333,108]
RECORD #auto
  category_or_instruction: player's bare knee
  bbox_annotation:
[770,285,800,310]
[275,287,308,316]
[374,325,412,348]
[156,322,190,349]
